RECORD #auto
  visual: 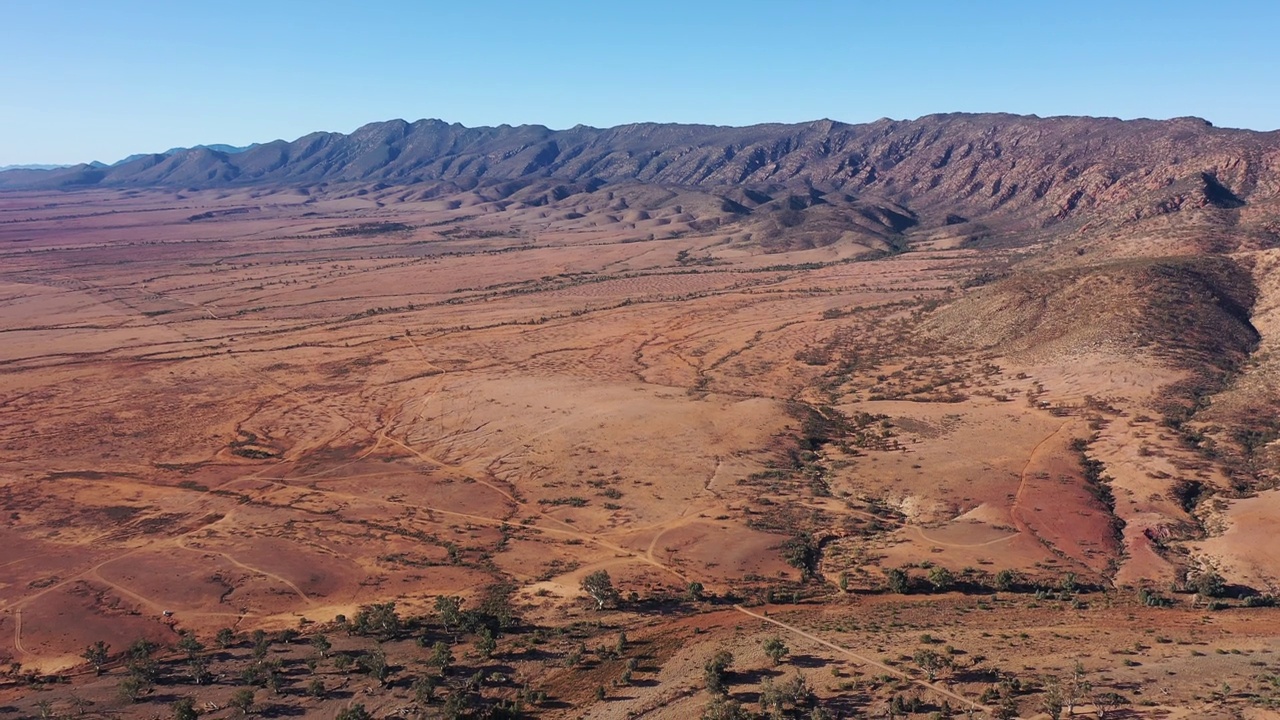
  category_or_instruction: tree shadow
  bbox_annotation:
[950,668,999,683]
[788,653,827,669]
[1224,583,1263,600]
[734,667,783,684]
[1109,680,1145,691]
[260,703,308,717]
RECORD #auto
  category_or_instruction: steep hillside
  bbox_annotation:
[927,256,1259,369]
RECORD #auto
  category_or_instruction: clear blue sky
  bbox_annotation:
[3,0,1278,165]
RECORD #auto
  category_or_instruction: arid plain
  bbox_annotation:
[4,117,1280,719]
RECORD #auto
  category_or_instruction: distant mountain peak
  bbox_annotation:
[0,163,73,171]
[110,143,255,167]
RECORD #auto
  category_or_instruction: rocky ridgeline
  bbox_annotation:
[5,114,1278,234]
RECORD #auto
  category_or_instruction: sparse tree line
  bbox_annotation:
[770,540,1092,600]
[2,563,1229,719]
[693,634,1136,720]
[577,569,720,610]
[51,584,550,719]
[9,549,1257,719]
[700,645,831,720]
[23,572,701,718]
[771,540,1276,611]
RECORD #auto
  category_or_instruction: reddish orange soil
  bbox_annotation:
[2,186,1280,718]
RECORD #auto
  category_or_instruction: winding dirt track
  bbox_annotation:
[733,605,987,713]
[3,458,290,658]
[910,525,1018,549]
[1010,419,1079,561]
[173,540,315,605]
[1011,420,1072,531]
[3,262,988,714]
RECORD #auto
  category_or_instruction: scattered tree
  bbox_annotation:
[704,649,734,696]
[358,646,391,686]
[1065,661,1091,716]
[565,642,585,668]
[1041,675,1064,720]
[780,533,819,580]
[927,566,955,592]
[178,632,205,658]
[913,648,947,681]
[759,673,816,718]
[1091,690,1128,718]
[477,627,498,658]
[229,687,256,716]
[250,629,270,659]
[336,703,373,720]
[352,602,402,638]
[1059,572,1078,594]
[687,581,705,601]
[172,697,199,720]
[763,636,790,666]
[215,627,236,648]
[581,570,621,610]
[476,581,518,629]
[311,633,332,658]
[128,637,156,661]
[442,689,478,718]
[82,640,110,675]
[994,569,1016,592]
[1190,570,1226,598]
[436,595,464,634]
[701,696,750,720]
[187,654,213,685]
[759,677,785,719]
[122,639,159,698]
[118,674,150,703]
[413,674,438,704]
[994,693,1020,720]
[67,693,92,717]
[884,567,911,594]
[241,657,284,693]
[430,640,454,673]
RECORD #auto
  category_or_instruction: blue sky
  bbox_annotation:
[2,0,1278,165]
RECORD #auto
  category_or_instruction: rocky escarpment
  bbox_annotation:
[6,114,1279,234]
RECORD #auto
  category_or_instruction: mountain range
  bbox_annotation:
[0,163,74,172]
[3,114,1278,238]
